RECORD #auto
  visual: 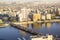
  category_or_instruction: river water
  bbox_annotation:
[0,22,60,40]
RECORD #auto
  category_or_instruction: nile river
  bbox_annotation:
[0,22,60,40]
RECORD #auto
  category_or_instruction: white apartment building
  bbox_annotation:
[21,7,31,18]
[18,7,31,22]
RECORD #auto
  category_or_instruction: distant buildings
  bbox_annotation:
[0,4,60,22]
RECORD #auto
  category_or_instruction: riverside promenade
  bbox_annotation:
[11,19,60,25]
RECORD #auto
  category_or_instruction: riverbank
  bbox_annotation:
[0,23,9,28]
[11,19,60,25]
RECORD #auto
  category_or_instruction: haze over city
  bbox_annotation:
[0,0,60,3]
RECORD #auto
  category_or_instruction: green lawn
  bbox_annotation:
[0,19,3,24]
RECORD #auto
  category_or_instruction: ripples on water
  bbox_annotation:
[0,22,60,40]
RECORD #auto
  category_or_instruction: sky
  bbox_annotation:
[0,0,60,3]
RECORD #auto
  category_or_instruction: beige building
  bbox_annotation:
[33,13,41,21]
[31,35,53,40]
[46,14,52,20]
[41,15,45,20]
[51,13,56,19]
[58,8,60,15]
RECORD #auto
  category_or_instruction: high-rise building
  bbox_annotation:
[18,7,31,22]
[58,8,60,15]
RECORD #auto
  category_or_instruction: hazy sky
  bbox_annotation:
[0,0,60,3]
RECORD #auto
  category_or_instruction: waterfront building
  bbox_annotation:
[31,35,53,40]
[46,13,52,20]
[17,8,31,22]
[58,8,60,15]
[33,13,41,21]
[21,7,31,18]
[51,13,56,19]
[20,7,31,21]
[41,15,45,20]
[18,13,23,22]
[16,11,22,22]
[47,35,53,40]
